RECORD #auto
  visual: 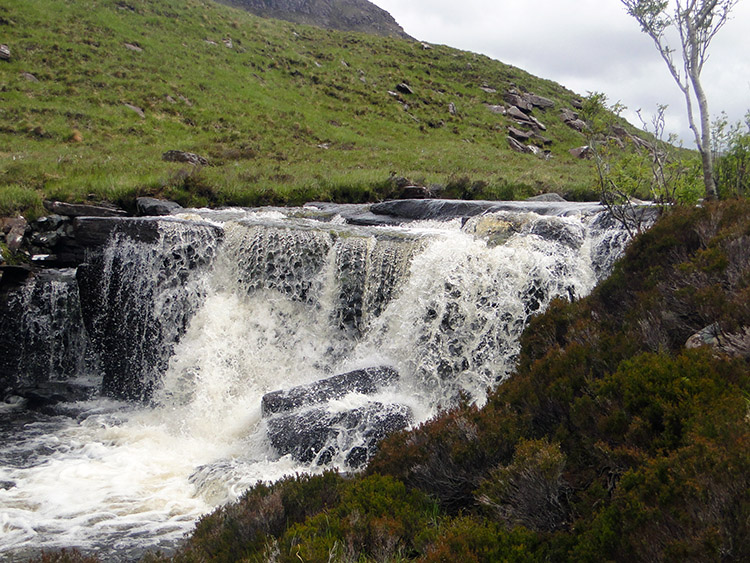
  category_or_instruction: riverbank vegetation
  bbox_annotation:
[2,0,616,219]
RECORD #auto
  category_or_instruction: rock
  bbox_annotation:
[123,42,142,52]
[4,217,27,253]
[0,269,93,399]
[77,218,224,401]
[396,82,413,95]
[400,185,432,199]
[508,127,532,142]
[136,197,183,217]
[266,402,412,468]
[486,104,506,115]
[686,323,722,349]
[124,103,145,118]
[480,85,498,94]
[566,119,588,132]
[261,366,399,416]
[569,146,592,159]
[524,93,555,109]
[223,38,233,49]
[421,43,433,50]
[508,136,534,154]
[528,193,567,202]
[507,105,531,122]
[560,108,579,122]
[21,72,38,82]
[162,150,209,166]
[448,102,456,116]
[14,381,96,412]
[571,99,583,109]
[504,92,532,112]
[0,44,10,61]
[43,200,127,218]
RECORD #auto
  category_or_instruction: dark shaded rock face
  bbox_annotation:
[76,218,224,401]
[261,366,399,415]
[217,0,412,39]
[266,401,412,468]
[263,366,409,468]
[0,269,96,400]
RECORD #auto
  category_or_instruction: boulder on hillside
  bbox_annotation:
[0,44,10,61]
[396,82,414,95]
[162,150,209,166]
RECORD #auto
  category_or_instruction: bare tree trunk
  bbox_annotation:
[692,74,719,199]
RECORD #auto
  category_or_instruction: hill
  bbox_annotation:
[1,0,607,218]
[216,0,413,39]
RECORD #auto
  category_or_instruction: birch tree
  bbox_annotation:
[620,0,739,200]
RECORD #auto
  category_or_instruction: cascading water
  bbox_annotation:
[0,202,635,560]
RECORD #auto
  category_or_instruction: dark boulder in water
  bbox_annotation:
[266,401,412,468]
[261,366,399,416]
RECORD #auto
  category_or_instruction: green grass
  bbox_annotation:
[1,0,609,216]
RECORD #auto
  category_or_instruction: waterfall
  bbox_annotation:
[0,202,635,560]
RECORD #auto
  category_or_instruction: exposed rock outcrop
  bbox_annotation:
[217,0,412,40]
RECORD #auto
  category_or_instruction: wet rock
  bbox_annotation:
[14,381,97,412]
[262,366,399,416]
[528,193,567,202]
[266,402,412,468]
[76,218,224,401]
[162,150,209,166]
[136,197,183,217]
[43,200,127,218]
[0,269,93,399]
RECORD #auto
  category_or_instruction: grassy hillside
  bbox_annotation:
[1,0,601,218]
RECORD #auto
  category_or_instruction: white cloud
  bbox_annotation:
[373,0,750,142]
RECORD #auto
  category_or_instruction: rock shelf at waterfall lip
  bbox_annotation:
[370,198,606,221]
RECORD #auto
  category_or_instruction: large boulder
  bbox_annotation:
[136,197,184,217]
[266,401,412,468]
[261,366,399,416]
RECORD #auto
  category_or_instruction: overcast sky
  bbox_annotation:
[371,0,750,145]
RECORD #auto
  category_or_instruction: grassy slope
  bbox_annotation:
[1,0,599,217]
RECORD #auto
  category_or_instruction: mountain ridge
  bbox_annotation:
[215,0,413,39]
